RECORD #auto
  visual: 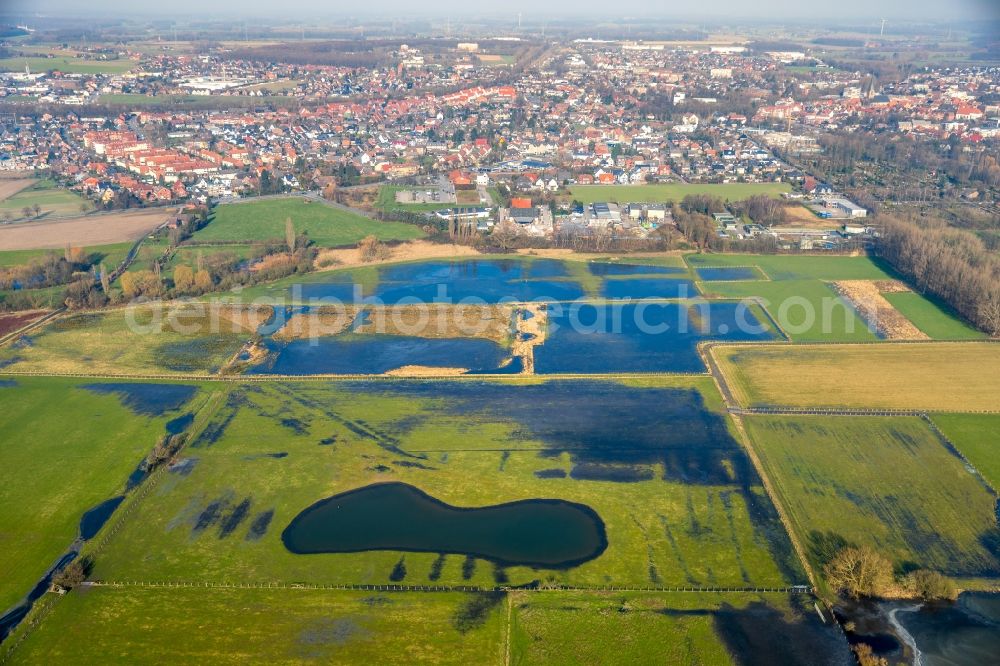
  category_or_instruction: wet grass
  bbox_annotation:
[510,591,851,666]
[743,415,1000,582]
[714,343,1000,411]
[88,378,801,590]
[8,587,505,664]
[684,254,893,282]
[930,414,1000,490]
[0,377,205,613]
[0,305,257,376]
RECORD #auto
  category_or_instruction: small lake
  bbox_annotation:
[281,482,607,568]
[294,259,586,303]
[247,335,512,375]
[588,262,682,276]
[893,593,1000,665]
[602,278,698,299]
[535,302,775,373]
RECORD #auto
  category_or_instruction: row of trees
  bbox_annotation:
[877,215,1000,335]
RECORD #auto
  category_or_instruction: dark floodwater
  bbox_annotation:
[696,267,761,281]
[894,593,1000,665]
[601,278,698,300]
[81,382,197,416]
[535,302,775,373]
[282,482,607,568]
[79,496,125,540]
[247,335,511,375]
[294,259,585,303]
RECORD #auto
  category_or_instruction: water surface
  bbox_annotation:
[282,482,607,568]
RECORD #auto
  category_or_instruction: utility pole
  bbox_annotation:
[880,19,886,37]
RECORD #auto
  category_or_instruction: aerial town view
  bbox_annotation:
[0,0,998,663]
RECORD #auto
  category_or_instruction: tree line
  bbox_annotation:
[876,215,1000,336]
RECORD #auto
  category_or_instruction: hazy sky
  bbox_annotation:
[4,0,998,23]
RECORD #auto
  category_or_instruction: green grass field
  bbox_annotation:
[510,591,849,665]
[713,342,1000,412]
[882,292,985,340]
[0,180,87,219]
[0,305,260,376]
[743,415,1000,583]
[930,414,1000,490]
[87,378,801,591]
[0,57,137,75]
[191,199,424,247]
[0,377,202,612]
[7,587,506,664]
[685,253,893,281]
[568,183,791,204]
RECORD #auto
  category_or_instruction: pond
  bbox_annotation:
[587,262,683,276]
[535,302,775,373]
[294,259,586,303]
[696,267,762,282]
[602,278,698,300]
[281,482,607,568]
[247,335,512,375]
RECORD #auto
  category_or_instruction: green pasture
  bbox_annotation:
[743,415,1000,585]
[0,57,137,75]
[882,292,985,340]
[0,180,87,219]
[0,377,202,612]
[88,378,801,590]
[192,198,423,247]
[931,414,1000,490]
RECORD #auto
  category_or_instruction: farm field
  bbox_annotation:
[0,179,35,202]
[0,243,134,270]
[0,305,264,376]
[742,415,1000,583]
[930,414,1000,490]
[0,209,170,251]
[684,253,893,281]
[712,342,1000,411]
[87,378,803,590]
[882,291,985,340]
[567,182,792,204]
[7,587,506,664]
[0,56,137,75]
[0,180,87,221]
[191,198,424,247]
[0,377,205,613]
[510,591,851,665]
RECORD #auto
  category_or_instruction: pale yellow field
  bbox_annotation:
[713,342,1000,412]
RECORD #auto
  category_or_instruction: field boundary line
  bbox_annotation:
[0,307,65,347]
[81,580,812,594]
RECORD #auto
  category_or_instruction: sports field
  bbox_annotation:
[712,342,1000,411]
[191,199,424,247]
[743,415,1000,582]
[567,183,791,204]
[0,377,204,612]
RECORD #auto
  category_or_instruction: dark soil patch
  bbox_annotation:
[245,509,274,541]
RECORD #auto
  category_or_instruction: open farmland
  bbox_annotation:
[742,415,1000,584]
[712,342,1000,411]
[930,414,1000,490]
[87,378,802,590]
[882,291,985,340]
[191,198,424,247]
[0,305,264,376]
[0,180,87,221]
[0,209,170,251]
[8,587,506,664]
[510,591,850,665]
[0,56,137,75]
[0,377,205,613]
[567,182,791,204]
[0,179,35,202]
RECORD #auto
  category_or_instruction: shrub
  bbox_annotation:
[824,545,894,598]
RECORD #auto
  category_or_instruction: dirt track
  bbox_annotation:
[0,209,172,250]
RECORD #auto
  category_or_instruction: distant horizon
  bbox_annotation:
[3,0,998,25]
